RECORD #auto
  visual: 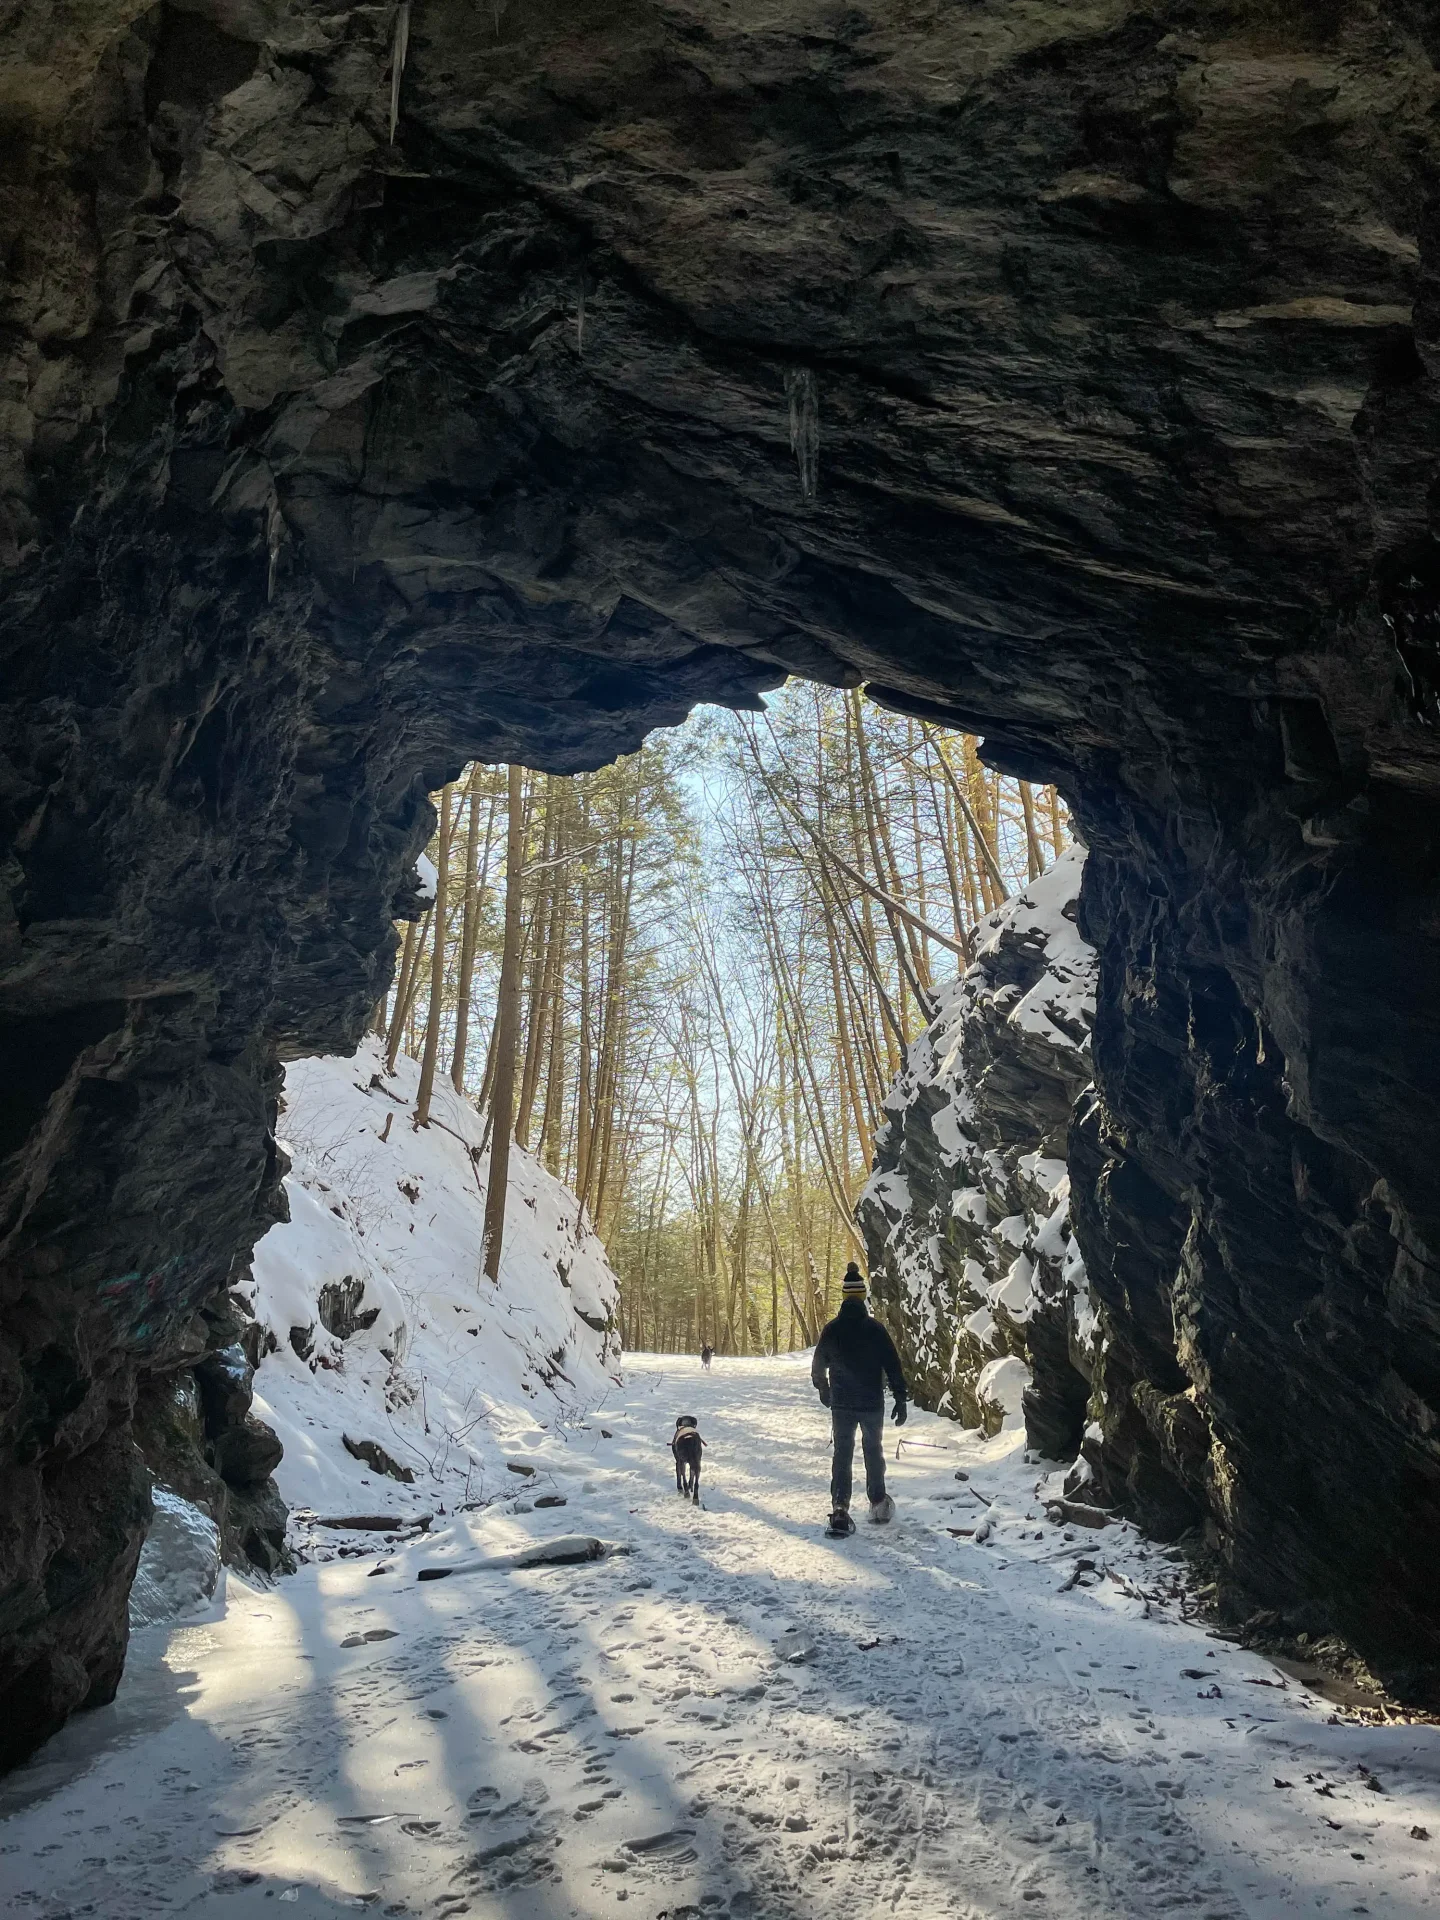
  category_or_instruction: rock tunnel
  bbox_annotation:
[1,0,1438,1765]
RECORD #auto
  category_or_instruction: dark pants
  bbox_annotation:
[830,1406,886,1511]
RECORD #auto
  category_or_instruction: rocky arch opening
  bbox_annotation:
[2,0,1439,1766]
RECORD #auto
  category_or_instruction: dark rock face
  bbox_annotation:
[2,0,1439,1752]
[319,1277,381,1342]
[858,851,1098,1441]
[0,1422,150,1773]
[131,1299,293,1576]
[342,1433,414,1484]
[1070,799,1440,1674]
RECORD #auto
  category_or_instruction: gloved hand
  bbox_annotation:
[892,1399,908,1426]
[817,1386,831,1409]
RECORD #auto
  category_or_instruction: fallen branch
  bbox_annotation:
[316,1512,432,1532]
[416,1534,613,1580]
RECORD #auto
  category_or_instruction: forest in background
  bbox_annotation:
[374,686,1069,1353]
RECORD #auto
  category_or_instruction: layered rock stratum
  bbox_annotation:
[3,0,1439,1757]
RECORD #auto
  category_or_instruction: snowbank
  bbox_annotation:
[240,1037,621,1532]
[859,848,1100,1450]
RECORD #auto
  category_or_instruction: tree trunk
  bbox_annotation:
[516,779,558,1146]
[575,800,594,1208]
[481,763,526,1282]
[539,865,569,1175]
[414,782,454,1126]
[591,812,639,1230]
[1018,779,1047,880]
[385,910,431,1074]
[450,770,496,1093]
[384,919,419,1067]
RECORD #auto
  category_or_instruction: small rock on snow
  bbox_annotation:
[417,1534,608,1580]
[342,1434,415,1483]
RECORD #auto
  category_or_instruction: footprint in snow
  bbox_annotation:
[623,1828,698,1863]
[454,1824,560,1892]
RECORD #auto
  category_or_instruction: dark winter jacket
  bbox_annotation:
[811,1299,907,1412]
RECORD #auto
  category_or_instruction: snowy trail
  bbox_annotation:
[4,1354,1437,1918]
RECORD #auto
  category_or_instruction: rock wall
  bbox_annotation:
[859,848,1100,1453]
[131,1291,293,1573]
[3,0,1439,1754]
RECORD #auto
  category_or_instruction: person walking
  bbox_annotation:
[811,1263,907,1535]
[700,1342,713,1371]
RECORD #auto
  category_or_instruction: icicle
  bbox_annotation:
[389,1,411,145]
[266,496,284,602]
[784,365,819,500]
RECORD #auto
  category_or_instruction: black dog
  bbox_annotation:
[670,1416,705,1504]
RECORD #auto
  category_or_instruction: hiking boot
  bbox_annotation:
[867,1494,895,1524]
[826,1508,856,1537]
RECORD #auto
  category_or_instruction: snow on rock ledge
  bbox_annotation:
[241,1037,621,1528]
[975,1355,1032,1434]
[858,848,1101,1451]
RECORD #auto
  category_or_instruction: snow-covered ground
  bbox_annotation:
[6,1356,1436,1917]
[243,1037,620,1532]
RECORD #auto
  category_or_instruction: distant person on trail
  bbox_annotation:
[700,1343,713,1370]
[811,1263,907,1536]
